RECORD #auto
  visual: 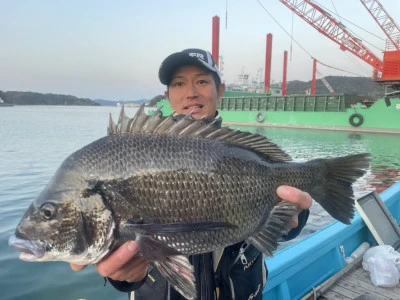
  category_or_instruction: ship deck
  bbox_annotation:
[319,262,400,300]
[222,121,400,135]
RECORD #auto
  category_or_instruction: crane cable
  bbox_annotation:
[317,1,385,45]
[290,12,294,61]
[327,0,372,76]
[255,0,370,77]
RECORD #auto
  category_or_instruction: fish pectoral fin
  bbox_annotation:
[126,221,236,235]
[138,236,196,300]
[247,201,297,257]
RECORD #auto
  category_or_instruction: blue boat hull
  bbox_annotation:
[263,181,400,299]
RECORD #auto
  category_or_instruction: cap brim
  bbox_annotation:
[159,52,216,85]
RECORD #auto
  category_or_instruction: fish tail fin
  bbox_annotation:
[138,236,196,299]
[309,153,371,224]
[247,153,371,256]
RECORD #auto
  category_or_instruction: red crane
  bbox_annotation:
[279,0,383,75]
[359,0,400,87]
[279,0,400,90]
[359,0,400,51]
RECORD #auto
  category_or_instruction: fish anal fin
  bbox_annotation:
[247,201,297,257]
[138,236,196,300]
[154,256,196,300]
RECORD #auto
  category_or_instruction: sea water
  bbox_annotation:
[0,106,399,300]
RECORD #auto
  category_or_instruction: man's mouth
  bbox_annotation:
[184,104,204,114]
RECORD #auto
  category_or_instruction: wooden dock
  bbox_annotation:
[319,263,400,300]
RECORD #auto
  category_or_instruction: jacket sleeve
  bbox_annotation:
[114,265,172,299]
[106,274,148,293]
[282,208,310,241]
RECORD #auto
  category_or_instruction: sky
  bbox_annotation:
[1,0,399,101]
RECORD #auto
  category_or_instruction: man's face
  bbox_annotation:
[165,65,225,119]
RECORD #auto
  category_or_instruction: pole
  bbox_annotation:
[212,16,220,66]
[282,50,288,95]
[265,33,273,94]
[311,59,317,95]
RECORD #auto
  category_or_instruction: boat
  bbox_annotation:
[0,98,13,107]
[154,92,400,134]
[262,180,400,300]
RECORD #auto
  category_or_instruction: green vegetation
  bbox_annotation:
[0,90,99,106]
[149,94,165,106]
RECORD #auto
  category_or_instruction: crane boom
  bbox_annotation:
[360,0,400,51]
[279,0,384,74]
[317,70,335,94]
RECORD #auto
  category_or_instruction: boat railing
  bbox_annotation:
[219,94,359,113]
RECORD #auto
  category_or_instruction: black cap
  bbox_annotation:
[158,48,222,85]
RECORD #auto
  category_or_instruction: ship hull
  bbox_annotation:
[155,93,400,134]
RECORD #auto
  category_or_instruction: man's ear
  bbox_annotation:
[164,90,169,100]
[218,83,226,104]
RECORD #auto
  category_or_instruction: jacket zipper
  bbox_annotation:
[228,242,250,299]
[233,242,249,266]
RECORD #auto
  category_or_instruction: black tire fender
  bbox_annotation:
[256,112,266,123]
[349,113,364,127]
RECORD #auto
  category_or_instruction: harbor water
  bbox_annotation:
[0,106,399,300]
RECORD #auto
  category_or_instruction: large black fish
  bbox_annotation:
[9,106,370,299]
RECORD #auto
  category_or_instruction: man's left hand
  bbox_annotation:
[277,185,312,228]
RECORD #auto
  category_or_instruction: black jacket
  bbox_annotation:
[108,113,310,299]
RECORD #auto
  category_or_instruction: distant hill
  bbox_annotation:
[0,90,99,106]
[0,77,387,106]
[94,99,118,106]
[94,99,149,106]
[286,76,386,99]
[0,90,151,106]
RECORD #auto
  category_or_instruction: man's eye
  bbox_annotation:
[173,81,183,87]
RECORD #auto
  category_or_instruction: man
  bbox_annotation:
[71,48,312,299]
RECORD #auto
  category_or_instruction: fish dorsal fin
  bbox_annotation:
[108,104,291,162]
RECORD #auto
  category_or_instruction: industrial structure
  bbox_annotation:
[279,0,400,96]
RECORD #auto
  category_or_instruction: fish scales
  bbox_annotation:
[72,133,276,253]
[9,106,371,300]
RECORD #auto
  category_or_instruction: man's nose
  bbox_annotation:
[186,82,199,97]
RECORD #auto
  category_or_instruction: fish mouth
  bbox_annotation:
[8,234,46,261]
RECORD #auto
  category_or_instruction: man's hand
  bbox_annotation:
[277,185,312,228]
[70,241,148,283]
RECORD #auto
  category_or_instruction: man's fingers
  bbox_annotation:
[106,255,149,282]
[276,185,312,210]
[95,241,139,278]
[277,185,312,229]
[290,209,301,228]
[70,264,87,271]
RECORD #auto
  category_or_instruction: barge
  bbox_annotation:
[155,92,400,134]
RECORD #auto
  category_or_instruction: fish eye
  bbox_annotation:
[39,203,57,221]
